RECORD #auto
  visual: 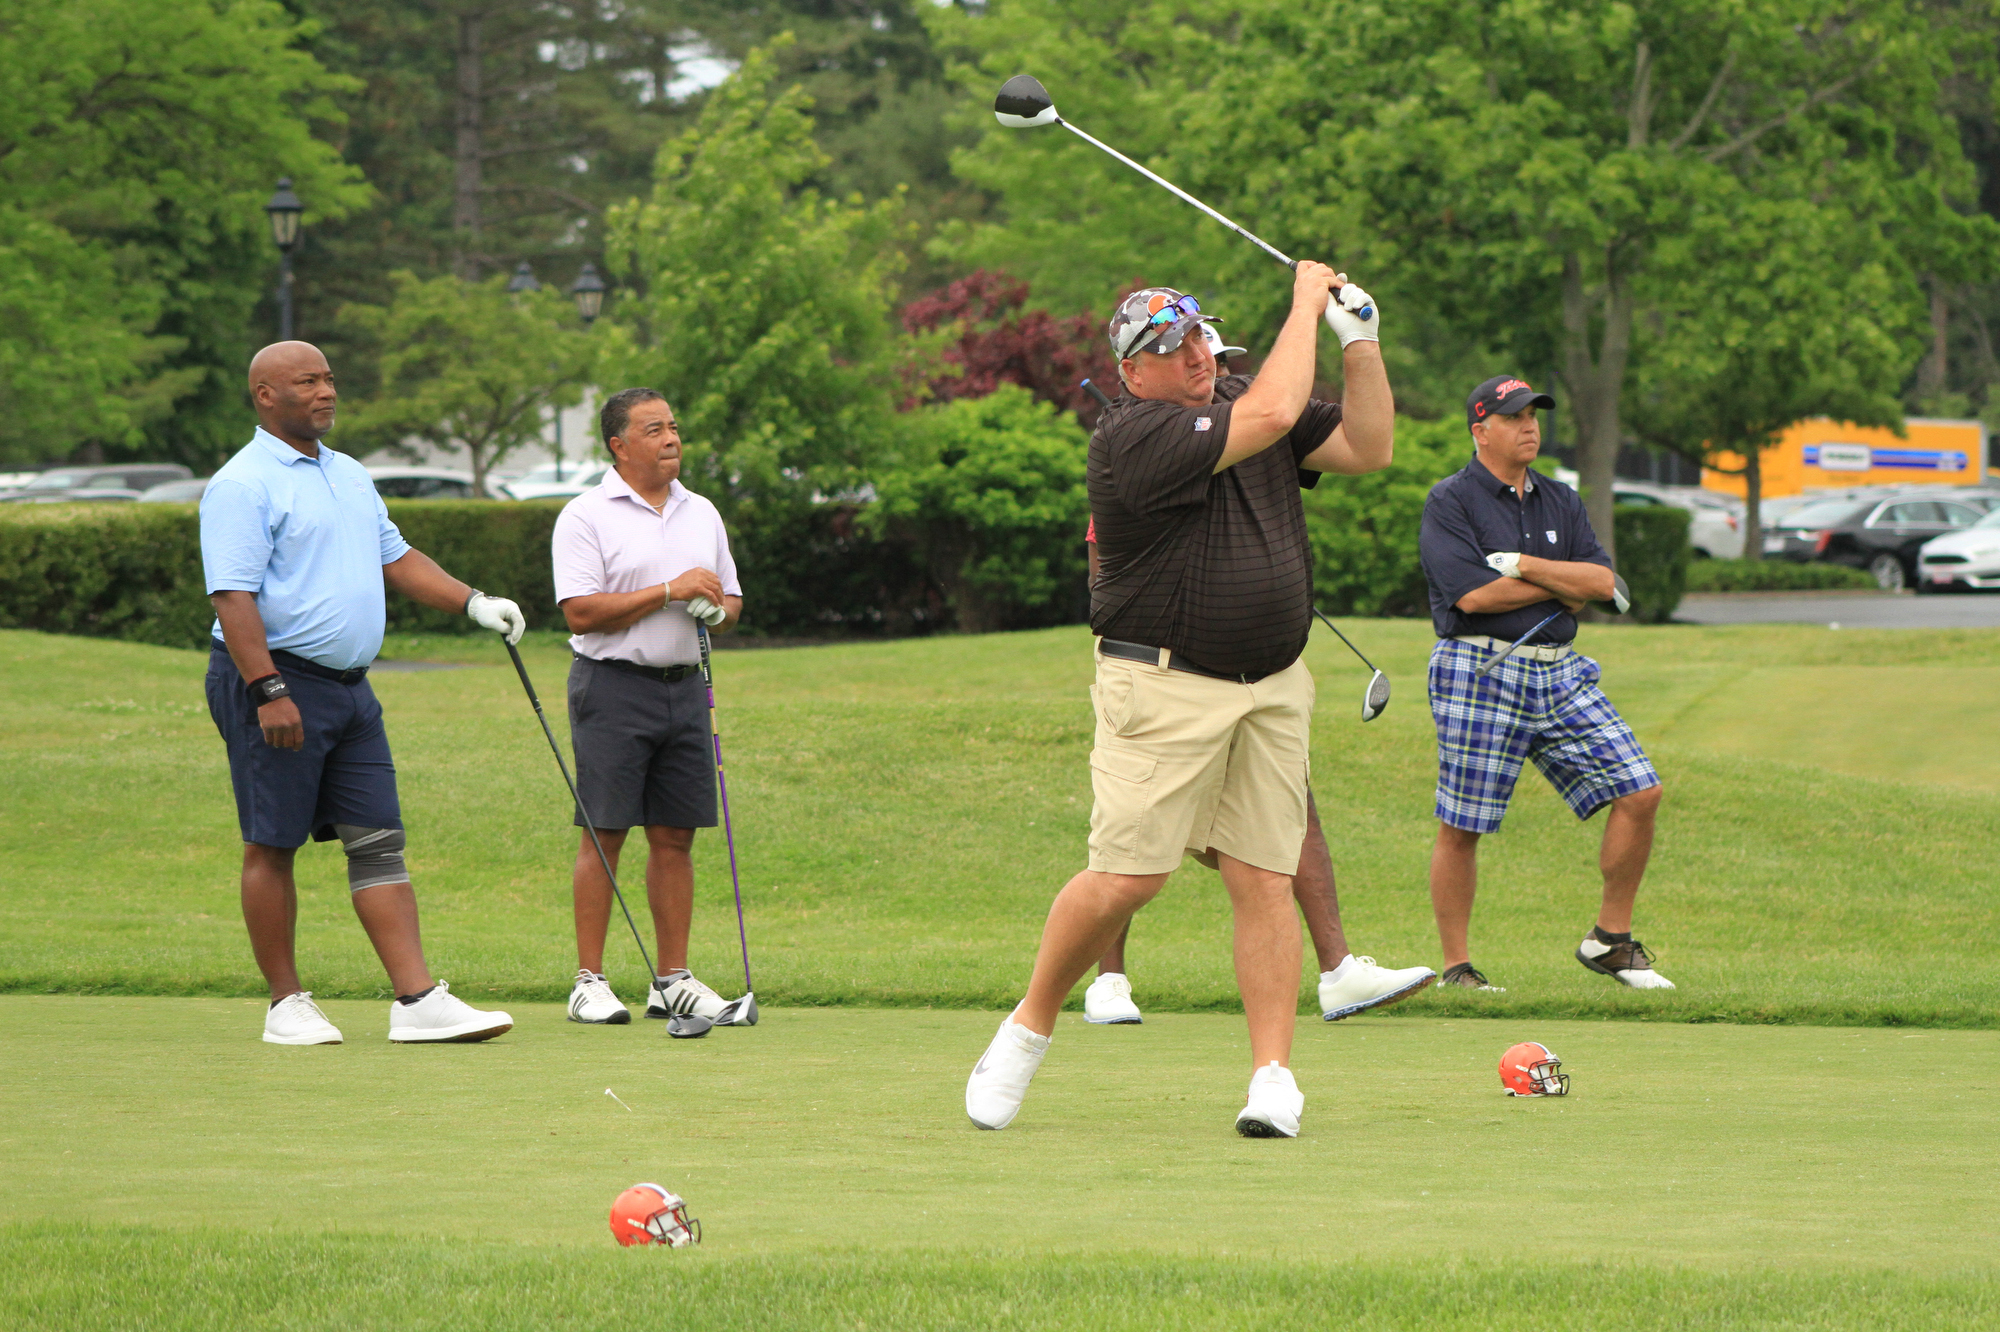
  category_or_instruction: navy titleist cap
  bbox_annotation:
[1467,375,1555,426]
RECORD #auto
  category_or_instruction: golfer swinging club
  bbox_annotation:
[1418,377,1672,992]
[966,263,1394,1138]
[1079,325,1435,1028]
[550,388,747,1026]
[202,341,522,1045]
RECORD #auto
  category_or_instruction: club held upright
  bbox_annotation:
[995,75,1371,320]
[695,623,757,1027]
[504,641,713,1037]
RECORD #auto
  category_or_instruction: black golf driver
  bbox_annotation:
[1475,573,1634,679]
[504,641,712,1038]
[995,75,1372,320]
[1311,607,1390,721]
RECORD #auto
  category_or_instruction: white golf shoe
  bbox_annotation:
[646,971,729,1021]
[387,981,513,1043]
[1235,1061,1303,1139]
[263,991,342,1045]
[1083,972,1143,1024]
[1319,955,1437,1021]
[965,1016,1050,1130]
[1575,933,1676,990]
[567,969,630,1025]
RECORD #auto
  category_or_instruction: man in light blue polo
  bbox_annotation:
[203,340,525,1046]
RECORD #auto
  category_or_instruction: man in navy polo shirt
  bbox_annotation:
[1417,376,1672,993]
[203,340,526,1046]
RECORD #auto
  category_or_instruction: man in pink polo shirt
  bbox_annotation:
[550,388,745,1026]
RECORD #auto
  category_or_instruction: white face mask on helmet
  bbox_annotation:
[610,1183,702,1247]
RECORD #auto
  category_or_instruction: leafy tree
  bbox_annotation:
[1633,196,1924,557]
[900,269,1116,428]
[598,40,906,516]
[0,0,366,468]
[340,272,596,496]
[868,384,1089,632]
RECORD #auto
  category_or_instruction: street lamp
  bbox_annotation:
[264,178,304,341]
[506,262,541,294]
[570,263,606,325]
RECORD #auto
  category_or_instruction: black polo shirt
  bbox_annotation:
[1419,456,1610,643]
[1089,373,1339,678]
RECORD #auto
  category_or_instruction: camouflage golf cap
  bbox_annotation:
[1108,287,1224,362]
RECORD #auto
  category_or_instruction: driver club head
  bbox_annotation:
[1362,670,1390,722]
[1610,573,1632,615]
[715,993,759,1027]
[666,1014,713,1039]
[994,74,1059,128]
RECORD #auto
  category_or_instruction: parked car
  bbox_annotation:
[499,462,610,501]
[366,467,482,499]
[1762,492,1991,589]
[0,463,191,502]
[1917,508,2000,592]
[137,478,211,503]
[1612,482,1743,559]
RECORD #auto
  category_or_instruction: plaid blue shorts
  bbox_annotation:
[1428,639,1659,834]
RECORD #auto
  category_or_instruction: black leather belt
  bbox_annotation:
[1098,639,1269,684]
[212,640,368,685]
[579,653,695,684]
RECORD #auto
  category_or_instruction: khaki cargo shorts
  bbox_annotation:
[1086,644,1315,877]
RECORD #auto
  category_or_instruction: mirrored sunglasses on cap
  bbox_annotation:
[1116,293,1206,360]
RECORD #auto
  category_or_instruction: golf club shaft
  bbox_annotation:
[1475,610,1564,678]
[505,641,658,983]
[695,624,753,994]
[1057,120,1295,269]
[1311,607,1380,674]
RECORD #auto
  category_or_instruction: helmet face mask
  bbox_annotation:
[610,1183,702,1247]
[1499,1041,1569,1097]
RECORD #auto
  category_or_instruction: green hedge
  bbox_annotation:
[1611,504,1690,623]
[1685,558,1876,592]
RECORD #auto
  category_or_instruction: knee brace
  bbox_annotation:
[335,824,408,893]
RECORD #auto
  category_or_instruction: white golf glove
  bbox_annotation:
[465,591,526,644]
[1324,279,1379,348]
[1485,551,1523,579]
[685,595,728,627]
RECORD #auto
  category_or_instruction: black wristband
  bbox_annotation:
[248,674,291,706]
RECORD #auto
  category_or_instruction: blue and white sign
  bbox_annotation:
[1805,444,1969,473]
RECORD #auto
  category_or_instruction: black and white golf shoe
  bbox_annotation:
[646,971,728,1021]
[567,969,631,1024]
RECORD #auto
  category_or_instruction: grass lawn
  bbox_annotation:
[3,622,1998,1025]
[2,997,1996,1329]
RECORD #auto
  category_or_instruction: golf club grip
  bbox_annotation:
[1080,378,1112,409]
[505,640,542,708]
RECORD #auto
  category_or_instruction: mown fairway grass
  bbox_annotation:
[2,998,1996,1329]
[2,622,1996,1024]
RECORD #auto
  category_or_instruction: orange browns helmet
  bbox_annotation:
[1499,1042,1569,1097]
[610,1183,701,1247]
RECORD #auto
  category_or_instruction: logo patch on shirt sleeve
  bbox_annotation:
[1194,416,1212,432]
[1546,530,1558,543]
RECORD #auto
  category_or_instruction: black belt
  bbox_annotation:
[578,653,695,684]
[1098,639,1269,684]
[211,640,368,685]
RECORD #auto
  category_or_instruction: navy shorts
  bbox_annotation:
[1428,639,1659,835]
[568,656,717,831]
[205,643,402,848]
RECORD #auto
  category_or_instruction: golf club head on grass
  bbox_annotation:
[666,1014,714,1039]
[715,993,759,1027]
[1611,573,1632,615]
[1362,669,1390,721]
[994,75,1058,127]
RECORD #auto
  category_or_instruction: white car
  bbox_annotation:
[1613,483,1744,560]
[1918,509,2000,591]
[366,467,482,499]
[499,462,609,501]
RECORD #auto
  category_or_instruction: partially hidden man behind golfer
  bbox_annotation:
[550,388,746,1026]
[202,341,525,1046]
[1418,376,1672,993]
[966,262,1395,1138]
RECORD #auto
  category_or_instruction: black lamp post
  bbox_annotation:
[506,262,541,294]
[264,178,304,341]
[570,263,606,325]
